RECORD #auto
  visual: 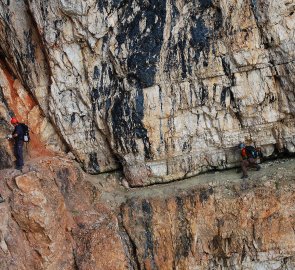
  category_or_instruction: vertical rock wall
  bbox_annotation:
[0,59,64,169]
[0,0,294,185]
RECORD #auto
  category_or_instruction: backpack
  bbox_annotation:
[20,123,30,142]
[245,146,258,159]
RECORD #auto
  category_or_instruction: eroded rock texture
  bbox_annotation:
[0,158,129,270]
[0,0,294,184]
[122,176,295,269]
[0,157,294,269]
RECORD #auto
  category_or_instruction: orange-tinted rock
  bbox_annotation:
[1,156,295,269]
[10,172,76,269]
[0,157,129,270]
[121,162,295,269]
[0,60,65,170]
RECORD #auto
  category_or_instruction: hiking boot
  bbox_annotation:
[256,165,261,171]
[241,174,248,179]
[0,196,5,204]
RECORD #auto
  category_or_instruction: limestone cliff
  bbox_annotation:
[0,157,294,269]
[0,1,295,269]
[0,0,294,185]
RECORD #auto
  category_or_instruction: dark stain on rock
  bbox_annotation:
[210,234,230,266]
[190,18,209,62]
[241,243,247,262]
[53,20,62,40]
[212,235,222,250]
[163,1,223,77]
[213,84,217,101]
[91,62,152,163]
[117,211,141,270]
[91,87,99,102]
[171,1,180,26]
[0,146,12,169]
[192,84,209,106]
[88,152,100,173]
[199,186,213,203]
[125,199,142,228]
[199,0,213,9]
[190,14,211,63]
[175,197,192,262]
[96,0,126,12]
[116,0,166,87]
[135,86,144,118]
[142,200,157,270]
[56,168,70,195]
[96,0,106,12]
[116,32,126,45]
[111,81,152,159]
[0,86,12,114]
[24,30,35,63]
[220,87,235,108]
[93,66,100,80]
[91,64,112,114]
[269,93,276,103]
[182,140,191,152]
[40,0,49,19]
[214,7,223,29]
[221,57,231,77]
[250,0,259,21]
[179,38,188,79]
[70,113,75,124]
[231,73,236,86]
[199,86,208,105]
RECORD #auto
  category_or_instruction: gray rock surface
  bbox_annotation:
[0,0,294,185]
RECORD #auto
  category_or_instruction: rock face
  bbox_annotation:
[0,0,295,185]
[0,157,294,269]
[0,158,130,270]
[121,168,295,269]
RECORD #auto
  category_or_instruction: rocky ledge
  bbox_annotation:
[0,156,294,269]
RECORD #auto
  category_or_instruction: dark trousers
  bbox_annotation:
[14,141,24,168]
[241,158,258,176]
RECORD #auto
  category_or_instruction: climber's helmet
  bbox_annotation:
[10,117,18,125]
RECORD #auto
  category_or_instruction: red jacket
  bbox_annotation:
[241,148,248,159]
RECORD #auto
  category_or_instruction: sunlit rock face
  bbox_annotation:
[0,0,294,185]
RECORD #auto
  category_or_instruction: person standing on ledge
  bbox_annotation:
[7,117,24,171]
[239,142,261,179]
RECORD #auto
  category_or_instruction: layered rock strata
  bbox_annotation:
[0,0,294,185]
[0,157,294,269]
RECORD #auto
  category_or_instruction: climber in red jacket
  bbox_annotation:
[239,143,261,179]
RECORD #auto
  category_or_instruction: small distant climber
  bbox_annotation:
[239,143,261,179]
[7,117,25,171]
